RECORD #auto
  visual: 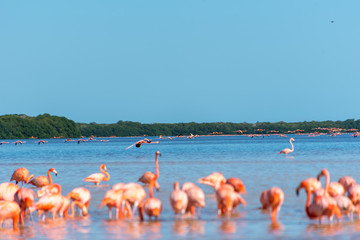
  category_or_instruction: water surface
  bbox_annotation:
[1,134,360,239]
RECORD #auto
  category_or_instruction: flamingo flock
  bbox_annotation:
[1,140,359,234]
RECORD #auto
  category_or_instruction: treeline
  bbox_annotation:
[0,114,81,139]
[0,114,360,139]
[78,119,360,137]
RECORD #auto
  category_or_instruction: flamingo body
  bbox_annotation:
[170,182,188,215]
[0,200,20,230]
[83,164,110,185]
[260,187,284,223]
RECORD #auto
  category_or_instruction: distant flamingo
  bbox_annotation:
[83,164,110,185]
[169,181,188,216]
[260,187,284,223]
[198,172,226,190]
[138,151,161,194]
[67,187,91,214]
[0,141,9,145]
[10,167,34,186]
[36,140,48,145]
[0,182,20,201]
[28,168,58,188]
[0,201,21,230]
[278,138,295,155]
[182,182,205,217]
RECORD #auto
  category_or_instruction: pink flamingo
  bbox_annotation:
[317,169,354,219]
[10,167,34,186]
[226,177,247,195]
[30,184,67,220]
[83,164,110,185]
[28,168,58,187]
[216,183,246,216]
[14,188,35,222]
[278,138,295,155]
[198,172,226,190]
[182,182,205,217]
[338,176,356,193]
[169,181,188,216]
[260,187,284,223]
[297,170,342,223]
[140,177,162,221]
[99,189,124,219]
[112,182,146,218]
[0,201,21,230]
[0,182,20,201]
[138,151,161,193]
[67,187,91,213]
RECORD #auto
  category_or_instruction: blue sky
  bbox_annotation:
[1,1,359,124]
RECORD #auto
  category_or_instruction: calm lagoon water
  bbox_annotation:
[1,134,360,239]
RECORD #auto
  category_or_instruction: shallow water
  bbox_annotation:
[1,134,360,239]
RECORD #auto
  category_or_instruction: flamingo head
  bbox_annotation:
[50,168,58,176]
[156,151,162,157]
[290,138,295,142]
[100,164,107,171]
[317,169,329,180]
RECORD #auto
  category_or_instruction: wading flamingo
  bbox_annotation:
[216,183,246,216]
[169,181,188,216]
[317,169,356,219]
[10,168,34,186]
[182,182,205,217]
[30,184,67,220]
[67,187,91,214]
[69,201,88,218]
[99,189,124,219]
[297,171,342,223]
[0,182,20,201]
[0,201,21,230]
[14,188,35,222]
[112,182,146,218]
[138,151,161,193]
[338,176,356,193]
[226,178,247,195]
[198,172,226,190]
[83,164,110,185]
[260,187,284,223]
[28,168,58,188]
[278,138,295,155]
[139,176,162,221]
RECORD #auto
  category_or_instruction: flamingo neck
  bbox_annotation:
[290,139,294,152]
[48,170,53,185]
[53,184,62,194]
[155,154,159,179]
[324,172,330,194]
[174,182,179,191]
[70,201,87,217]
[26,174,34,184]
[100,167,110,181]
[305,191,317,219]
[149,182,154,198]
